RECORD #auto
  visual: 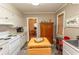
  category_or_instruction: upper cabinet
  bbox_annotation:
[0,4,25,27]
[0,6,13,25]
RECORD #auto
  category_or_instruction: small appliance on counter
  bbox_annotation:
[16,27,24,33]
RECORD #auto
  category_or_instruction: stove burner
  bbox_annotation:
[4,38,11,40]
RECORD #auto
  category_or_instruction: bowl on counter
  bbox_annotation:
[34,38,44,43]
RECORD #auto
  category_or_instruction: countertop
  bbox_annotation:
[0,40,8,46]
[66,40,79,49]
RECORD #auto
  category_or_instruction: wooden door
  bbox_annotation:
[29,18,36,40]
[58,14,64,35]
[40,23,53,44]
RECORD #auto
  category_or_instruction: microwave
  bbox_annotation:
[16,27,24,32]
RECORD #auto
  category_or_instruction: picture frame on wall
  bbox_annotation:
[66,16,79,27]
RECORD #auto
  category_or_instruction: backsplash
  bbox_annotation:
[0,25,17,34]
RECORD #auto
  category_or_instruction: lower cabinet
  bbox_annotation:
[0,35,27,55]
[0,43,9,55]
[20,35,26,48]
[9,35,26,55]
[9,38,20,55]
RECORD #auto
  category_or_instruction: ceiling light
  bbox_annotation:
[31,1,40,6]
[32,2,40,6]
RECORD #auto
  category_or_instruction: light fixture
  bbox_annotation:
[32,2,40,6]
[31,1,40,6]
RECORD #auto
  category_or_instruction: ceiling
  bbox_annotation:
[12,3,66,14]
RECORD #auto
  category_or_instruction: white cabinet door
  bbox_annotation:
[19,35,26,48]
[0,6,13,24]
[0,5,21,27]
[9,38,20,55]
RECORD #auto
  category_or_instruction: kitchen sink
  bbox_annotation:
[66,40,79,48]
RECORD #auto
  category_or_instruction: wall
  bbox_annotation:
[24,13,56,41]
[25,14,55,22]
[57,4,79,39]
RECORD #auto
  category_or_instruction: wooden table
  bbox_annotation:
[27,37,52,55]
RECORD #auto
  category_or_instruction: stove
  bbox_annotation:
[0,31,17,41]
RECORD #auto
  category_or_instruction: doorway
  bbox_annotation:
[27,17,38,41]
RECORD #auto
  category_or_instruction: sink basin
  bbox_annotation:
[66,40,79,48]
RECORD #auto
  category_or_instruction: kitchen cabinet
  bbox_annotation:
[0,6,13,25]
[9,34,26,55]
[0,33,26,55]
[19,34,26,48]
[63,40,79,55]
[0,4,24,27]
[9,39,20,55]
[8,34,26,55]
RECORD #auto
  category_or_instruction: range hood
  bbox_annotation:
[0,24,13,26]
[0,22,13,26]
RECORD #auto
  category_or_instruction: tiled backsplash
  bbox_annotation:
[0,25,17,34]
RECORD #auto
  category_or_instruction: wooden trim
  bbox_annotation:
[27,17,39,41]
[57,11,65,36]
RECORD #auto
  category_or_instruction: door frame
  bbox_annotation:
[57,11,65,35]
[27,17,39,41]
